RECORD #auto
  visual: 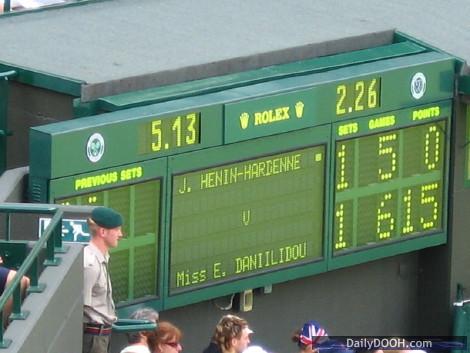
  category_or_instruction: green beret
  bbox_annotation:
[91,207,123,229]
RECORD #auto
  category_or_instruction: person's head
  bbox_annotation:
[212,314,253,353]
[292,321,328,353]
[87,207,123,251]
[126,308,160,350]
[155,321,183,353]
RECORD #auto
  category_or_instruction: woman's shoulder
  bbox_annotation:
[203,342,222,353]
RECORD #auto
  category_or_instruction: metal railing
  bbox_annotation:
[0,203,63,348]
[0,203,156,349]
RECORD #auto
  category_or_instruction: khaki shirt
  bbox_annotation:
[83,242,116,325]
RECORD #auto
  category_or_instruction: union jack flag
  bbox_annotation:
[299,321,328,346]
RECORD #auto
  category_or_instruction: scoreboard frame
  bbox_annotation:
[29,46,457,311]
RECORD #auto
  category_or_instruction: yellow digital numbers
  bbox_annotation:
[334,203,348,250]
[151,113,199,152]
[151,120,162,151]
[142,112,200,154]
[336,78,380,116]
[401,182,440,234]
[377,192,394,240]
[334,120,446,253]
[378,133,397,181]
[424,125,440,170]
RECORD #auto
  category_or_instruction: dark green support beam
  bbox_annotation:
[459,75,470,96]
[0,70,16,176]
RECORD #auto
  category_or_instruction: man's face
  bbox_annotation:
[103,226,123,248]
[232,327,252,353]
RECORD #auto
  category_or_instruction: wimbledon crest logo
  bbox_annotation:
[86,133,105,163]
[410,72,427,99]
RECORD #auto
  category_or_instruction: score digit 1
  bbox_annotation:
[335,141,353,250]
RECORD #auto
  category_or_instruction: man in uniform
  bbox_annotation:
[83,206,123,353]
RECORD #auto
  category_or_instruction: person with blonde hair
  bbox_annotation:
[203,314,253,353]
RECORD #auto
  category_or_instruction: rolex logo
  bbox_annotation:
[295,101,305,118]
[239,112,250,130]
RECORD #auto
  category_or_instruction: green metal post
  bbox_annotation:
[26,258,45,293]
[0,311,11,348]
[54,219,66,253]
[43,213,62,266]
[454,285,469,353]
[9,284,28,321]
[4,213,10,241]
[3,0,10,12]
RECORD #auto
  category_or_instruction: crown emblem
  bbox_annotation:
[239,112,250,129]
[295,101,305,118]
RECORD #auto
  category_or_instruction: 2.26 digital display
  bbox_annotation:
[336,77,381,116]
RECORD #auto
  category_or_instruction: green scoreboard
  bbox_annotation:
[170,142,326,295]
[29,46,456,310]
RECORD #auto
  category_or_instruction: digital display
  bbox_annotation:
[30,52,455,308]
[336,77,381,116]
[56,179,161,303]
[333,120,446,253]
[169,145,326,294]
[139,112,200,154]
